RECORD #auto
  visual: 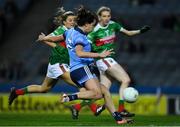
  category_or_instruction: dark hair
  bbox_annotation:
[53,7,74,26]
[97,6,111,16]
[76,6,97,26]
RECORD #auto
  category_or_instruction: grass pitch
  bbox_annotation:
[0,113,180,126]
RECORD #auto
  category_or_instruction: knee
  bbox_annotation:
[79,88,87,92]
[93,89,103,99]
[122,77,131,86]
[40,86,51,93]
[101,82,111,89]
[100,85,110,95]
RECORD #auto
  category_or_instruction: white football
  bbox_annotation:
[123,87,139,103]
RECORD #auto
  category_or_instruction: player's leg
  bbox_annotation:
[60,66,101,118]
[26,64,74,92]
[78,78,103,99]
[60,65,101,119]
[70,99,100,119]
[9,63,62,105]
[106,63,135,117]
[86,65,101,115]
[59,68,98,119]
[69,65,101,118]
[8,77,58,105]
[93,58,114,116]
[59,64,78,87]
[63,78,133,124]
[26,77,58,93]
[61,66,103,102]
[94,71,112,116]
[98,80,133,124]
[61,65,133,124]
[96,58,134,117]
[61,79,103,102]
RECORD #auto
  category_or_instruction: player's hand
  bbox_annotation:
[99,49,115,58]
[36,32,46,42]
[140,25,151,33]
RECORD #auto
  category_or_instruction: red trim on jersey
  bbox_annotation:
[95,36,116,46]
[58,41,66,48]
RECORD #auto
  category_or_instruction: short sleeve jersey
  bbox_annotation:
[65,27,94,71]
[49,25,69,65]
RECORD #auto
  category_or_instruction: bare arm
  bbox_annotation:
[37,32,65,42]
[76,45,114,58]
[44,35,64,42]
[121,25,150,36]
[121,28,140,36]
[37,33,56,48]
[43,41,56,48]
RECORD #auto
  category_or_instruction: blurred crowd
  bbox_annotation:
[129,0,180,32]
[0,0,180,84]
[0,0,35,82]
[0,0,34,44]
[0,59,27,82]
[129,0,157,6]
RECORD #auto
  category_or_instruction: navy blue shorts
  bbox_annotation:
[70,65,99,88]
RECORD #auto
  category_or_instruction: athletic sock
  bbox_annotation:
[73,103,81,111]
[89,103,98,113]
[118,100,125,112]
[74,100,93,111]
[68,94,78,101]
[81,100,98,113]
[15,87,28,95]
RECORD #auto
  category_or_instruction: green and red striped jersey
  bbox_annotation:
[88,21,123,58]
[49,25,69,65]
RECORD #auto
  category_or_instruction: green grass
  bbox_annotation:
[0,113,180,126]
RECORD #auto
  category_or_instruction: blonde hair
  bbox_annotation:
[97,6,111,16]
[53,7,74,26]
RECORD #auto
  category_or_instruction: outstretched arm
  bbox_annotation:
[43,41,56,48]
[121,25,150,36]
[37,32,65,42]
[37,33,57,48]
[76,45,114,58]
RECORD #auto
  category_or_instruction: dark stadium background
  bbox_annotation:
[0,0,180,117]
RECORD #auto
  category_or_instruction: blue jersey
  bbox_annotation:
[65,27,94,71]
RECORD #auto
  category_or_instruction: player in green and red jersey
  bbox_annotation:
[8,7,77,105]
[71,6,150,117]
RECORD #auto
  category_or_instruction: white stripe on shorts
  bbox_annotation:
[84,66,93,79]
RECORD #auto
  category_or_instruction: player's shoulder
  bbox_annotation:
[56,25,68,32]
[109,20,116,24]
[109,20,123,29]
[109,20,120,26]
[93,20,116,32]
[69,28,84,40]
[93,23,102,32]
[52,26,67,35]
